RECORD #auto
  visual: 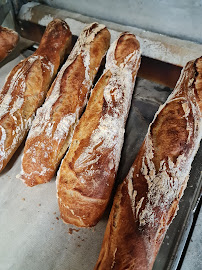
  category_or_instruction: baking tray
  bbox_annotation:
[0,3,201,270]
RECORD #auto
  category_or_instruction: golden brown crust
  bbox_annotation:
[0,19,72,172]
[19,23,110,186]
[56,33,141,227]
[0,26,19,62]
[94,57,202,269]
[115,32,140,65]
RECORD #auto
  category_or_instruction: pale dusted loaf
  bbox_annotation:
[94,57,202,270]
[56,33,141,227]
[18,23,110,186]
[0,26,19,62]
[0,19,72,172]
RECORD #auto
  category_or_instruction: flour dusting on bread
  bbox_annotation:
[0,55,53,169]
[124,58,202,229]
[57,33,141,227]
[0,19,72,173]
[74,36,141,173]
[94,57,202,270]
[27,23,106,141]
[19,22,110,185]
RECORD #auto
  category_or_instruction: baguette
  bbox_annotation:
[94,57,202,270]
[18,23,110,186]
[0,26,19,62]
[56,33,141,227]
[0,19,72,172]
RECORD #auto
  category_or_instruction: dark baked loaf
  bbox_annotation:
[0,19,72,172]
[56,33,141,227]
[94,57,202,269]
[0,26,19,62]
[18,23,110,186]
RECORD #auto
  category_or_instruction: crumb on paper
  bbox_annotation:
[38,203,41,206]
[53,212,56,215]
[22,198,25,201]
[56,217,59,220]
[68,228,80,234]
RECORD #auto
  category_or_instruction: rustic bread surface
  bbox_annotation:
[56,33,141,227]
[0,19,72,172]
[94,57,202,269]
[18,23,110,186]
[0,26,19,62]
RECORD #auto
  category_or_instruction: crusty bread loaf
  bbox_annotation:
[56,33,141,227]
[0,19,72,172]
[0,26,19,62]
[94,57,202,270]
[18,23,110,186]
